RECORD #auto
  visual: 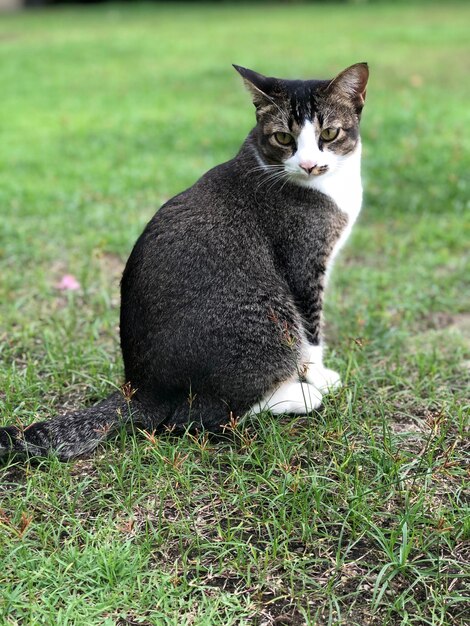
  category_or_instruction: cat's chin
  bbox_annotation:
[288,172,328,188]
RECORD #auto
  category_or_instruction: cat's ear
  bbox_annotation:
[327,62,369,111]
[233,65,277,108]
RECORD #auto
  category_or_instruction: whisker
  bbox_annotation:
[278,175,291,195]
[245,164,285,175]
[254,170,287,194]
[254,176,282,194]
[264,172,289,194]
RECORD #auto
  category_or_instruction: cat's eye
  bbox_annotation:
[320,127,339,142]
[273,132,294,146]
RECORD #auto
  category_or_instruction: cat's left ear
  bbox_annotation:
[327,62,369,112]
[233,65,277,109]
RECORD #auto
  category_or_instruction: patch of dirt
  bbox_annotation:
[390,419,422,434]
[449,313,470,346]
[420,311,456,330]
[0,463,29,493]
[116,617,154,626]
[417,311,470,344]
[252,598,307,625]
[94,250,125,282]
[404,313,470,381]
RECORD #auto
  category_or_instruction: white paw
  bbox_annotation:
[250,380,322,415]
[305,364,341,394]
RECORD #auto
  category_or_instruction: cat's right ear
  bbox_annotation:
[233,65,276,109]
[327,62,369,113]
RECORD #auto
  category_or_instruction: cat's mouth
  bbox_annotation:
[288,164,329,181]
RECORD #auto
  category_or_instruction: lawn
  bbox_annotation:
[0,2,469,625]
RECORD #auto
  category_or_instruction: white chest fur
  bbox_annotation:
[284,122,363,278]
[308,144,363,280]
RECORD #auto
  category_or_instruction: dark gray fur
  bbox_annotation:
[0,63,367,460]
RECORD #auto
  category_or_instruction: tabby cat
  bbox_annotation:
[0,62,368,460]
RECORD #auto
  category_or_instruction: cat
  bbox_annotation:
[0,62,368,460]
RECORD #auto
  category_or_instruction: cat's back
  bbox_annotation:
[122,158,275,299]
[119,157,292,382]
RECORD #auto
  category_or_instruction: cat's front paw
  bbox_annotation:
[305,364,341,394]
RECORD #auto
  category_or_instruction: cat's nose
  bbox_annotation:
[299,162,316,175]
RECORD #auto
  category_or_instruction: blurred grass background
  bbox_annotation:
[1,0,468,400]
[0,2,469,625]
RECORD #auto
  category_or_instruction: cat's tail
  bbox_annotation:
[0,387,161,461]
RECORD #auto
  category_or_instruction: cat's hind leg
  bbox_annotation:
[250,378,322,415]
[160,381,322,431]
[162,394,235,434]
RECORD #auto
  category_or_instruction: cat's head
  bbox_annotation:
[234,63,368,184]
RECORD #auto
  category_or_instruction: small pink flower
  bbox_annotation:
[57,274,81,291]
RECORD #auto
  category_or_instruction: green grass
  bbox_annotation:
[0,2,469,625]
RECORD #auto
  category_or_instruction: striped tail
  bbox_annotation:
[0,388,160,461]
